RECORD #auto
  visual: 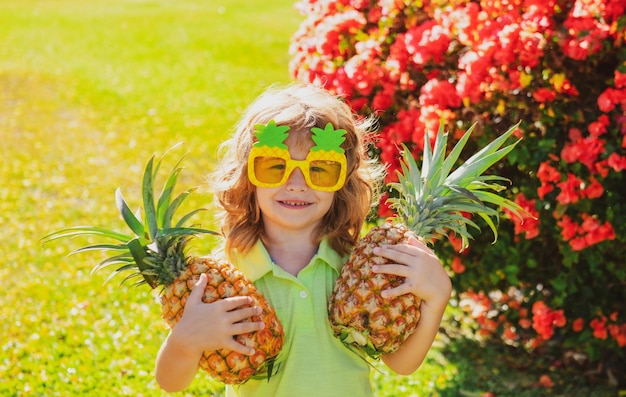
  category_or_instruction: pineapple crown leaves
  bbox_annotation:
[41,145,219,289]
[387,120,526,250]
[252,120,290,149]
[310,123,347,153]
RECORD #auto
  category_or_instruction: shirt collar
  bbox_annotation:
[228,237,344,282]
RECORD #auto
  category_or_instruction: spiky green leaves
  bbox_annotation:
[41,146,218,288]
[387,121,525,250]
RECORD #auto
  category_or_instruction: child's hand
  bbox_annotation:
[169,273,266,357]
[371,235,451,306]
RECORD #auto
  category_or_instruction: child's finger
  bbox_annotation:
[381,283,414,300]
[219,296,254,312]
[225,304,262,325]
[231,318,265,336]
[225,338,256,356]
[407,235,436,255]
[187,273,208,304]
[371,263,409,278]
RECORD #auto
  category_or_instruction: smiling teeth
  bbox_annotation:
[282,201,309,206]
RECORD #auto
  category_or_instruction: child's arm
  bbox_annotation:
[371,235,452,375]
[155,273,265,392]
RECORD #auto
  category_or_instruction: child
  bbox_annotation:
[155,83,452,396]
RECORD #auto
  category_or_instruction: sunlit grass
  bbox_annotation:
[0,1,298,395]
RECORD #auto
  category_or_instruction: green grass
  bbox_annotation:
[0,1,619,396]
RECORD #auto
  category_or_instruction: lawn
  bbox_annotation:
[0,1,618,396]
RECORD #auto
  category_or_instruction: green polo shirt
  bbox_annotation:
[224,238,372,397]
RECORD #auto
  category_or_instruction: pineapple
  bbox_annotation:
[329,121,524,358]
[42,149,284,384]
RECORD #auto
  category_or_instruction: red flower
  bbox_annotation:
[598,88,617,112]
[533,87,557,103]
[537,161,560,183]
[536,161,561,199]
[386,35,410,78]
[590,316,608,340]
[615,70,626,89]
[404,20,451,66]
[419,79,462,108]
[538,374,554,388]
[556,173,583,204]
[553,310,566,327]
[588,117,608,136]
[582,177,604,199]
[557,215,578,241]
[608,323,626,347]
[557,213,615,250]
[377,192,394,219]
[561,134,605,173]
[570,236,588,251]
[591,227,615,247]
[371,82,396,111]
[572,318,584,332]
[505,193,540,239]
[582,215,616,247]
[451,257,466,274]
[532,301,566,340]
[607,153,626,172]
[448,232,466,253]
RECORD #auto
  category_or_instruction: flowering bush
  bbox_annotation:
[289,0,626,364]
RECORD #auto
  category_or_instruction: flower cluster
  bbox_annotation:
[460,290,626,352]
[459,289,528,345]
[531,301,566,341]
[557,214,616,251]
[289,0,626,362]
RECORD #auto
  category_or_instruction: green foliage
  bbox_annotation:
[437,337,617,397]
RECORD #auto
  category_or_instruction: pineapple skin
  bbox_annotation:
[160,256,284,384]
[329,221,422,358]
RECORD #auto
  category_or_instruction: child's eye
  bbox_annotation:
[310,166,326,174]
[310,160,340,174]
[270,163,286,171]
[258,157,286,170]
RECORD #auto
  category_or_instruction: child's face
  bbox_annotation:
[255,135,335,235]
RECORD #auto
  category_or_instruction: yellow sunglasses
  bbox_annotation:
[248,151,347,192]
[247,121,348,192]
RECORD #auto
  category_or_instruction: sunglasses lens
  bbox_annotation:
[309,160,342,188]
[251,156,344,190]
[253,156,286,184]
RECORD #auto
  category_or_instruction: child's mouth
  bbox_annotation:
[279,200,311,207]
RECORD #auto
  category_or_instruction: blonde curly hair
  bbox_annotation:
[210,83,385,256]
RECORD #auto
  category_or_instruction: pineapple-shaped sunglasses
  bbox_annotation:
[247,120,347,192]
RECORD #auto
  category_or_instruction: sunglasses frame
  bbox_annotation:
[247,150,347,192]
